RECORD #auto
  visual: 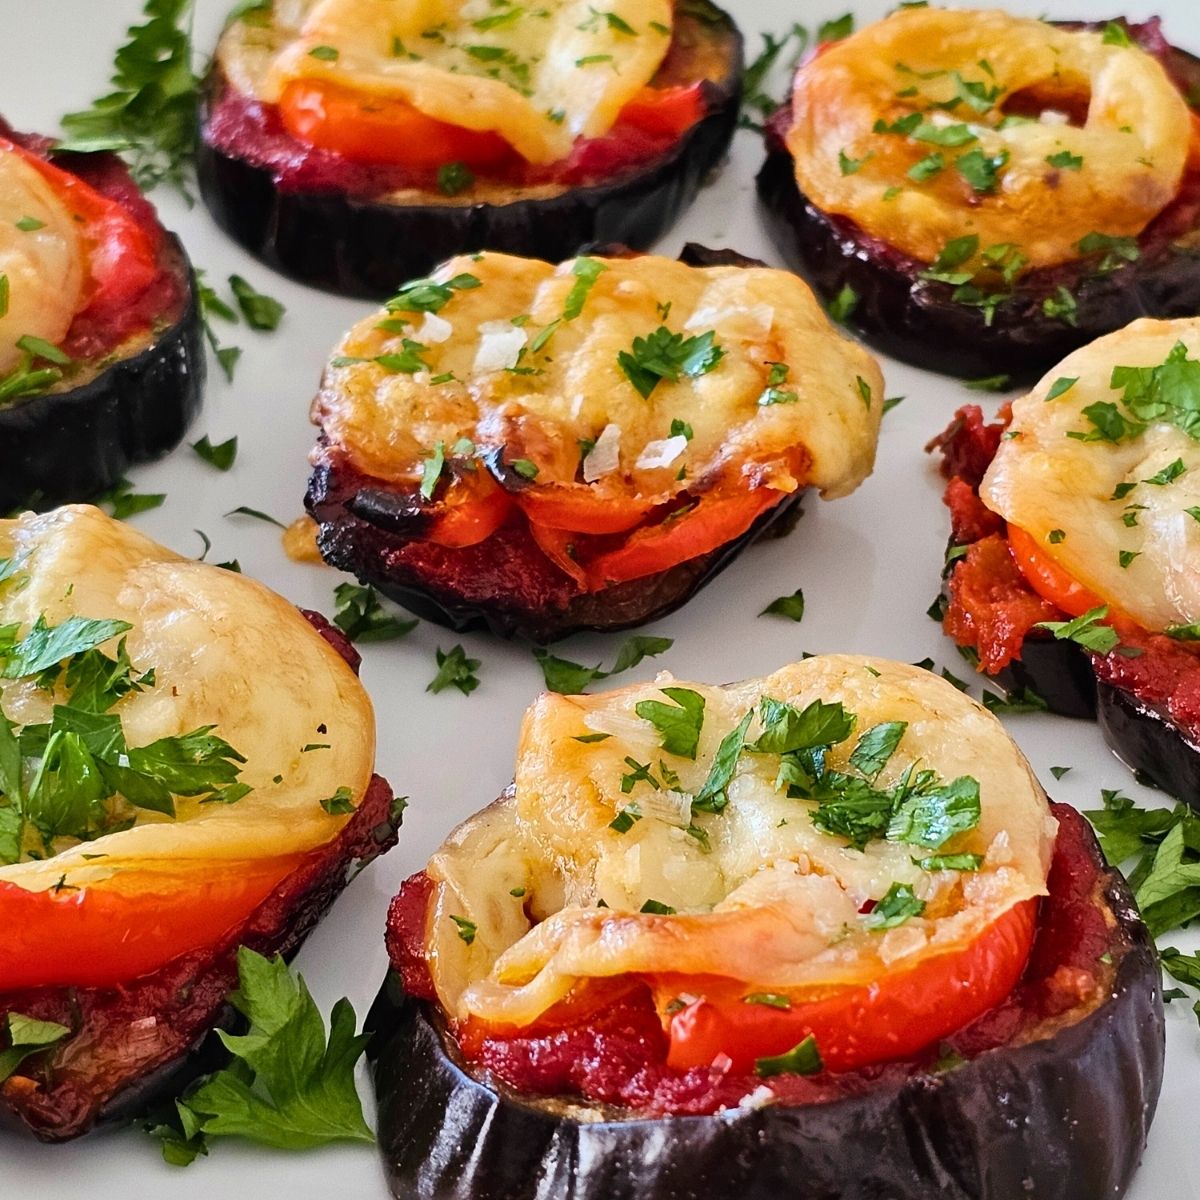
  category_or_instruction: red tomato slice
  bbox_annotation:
[517,485,656,535]
[0,136,158,320]
[616,84,706,138]
[528,520,588,588]
[659,898,1038,1073]
[427,472,514,548]
[584,488,783,588]
[0,855,304,990]
[1006,523,1108,618]
[279,80,515,169]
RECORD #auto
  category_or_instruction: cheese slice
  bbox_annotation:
[219,0,673,165]
[983,317,1200,633]
[0,506,375,893]
[422,656,1056,1025]
[315,251,884,505]
[0,146,84,375]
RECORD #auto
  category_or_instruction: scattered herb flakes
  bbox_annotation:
[848,721,907,781]
[563,257,608,320]
[228,275,285,332]
[225,506,286,529]
[533,635,672,694]
[449,914,477,944]
[332,583,417,643]
[914,852,982,871]
[191,435,237,471]
[428,645,481,696]
[319,786,356,816]
[1046,376,1078,401]
[755,1034,823,1077]
[760,589,805,622]
[963,374,1011,393]
[639,898,676,915]
[1034,605,1120,655]
[864,881,925,929]
[981,686,1050,714]
[635,687,706,760]
[617,327,725,400]
[1049,765,1073,780]
[387,272,481,315]
[1046,149,1083,171]
[93,477,166,521]
[437,161,475,196]
[828,284,859,323]
[420,441,446,500]
[0,1013,71,1084]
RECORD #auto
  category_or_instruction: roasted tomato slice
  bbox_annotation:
[616,83,706,138]
[516,484,656,535]
[1006,524,1108,619]
[278,79,516,170]
[659,898,1038,1073]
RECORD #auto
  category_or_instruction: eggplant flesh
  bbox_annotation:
[197,2,743,299]
[0,235,204,514]
[368,805,1163,1200]
[756,37,1200,383]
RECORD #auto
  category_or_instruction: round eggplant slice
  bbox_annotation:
[757,25,1200,383]
[368,804,1163,1200]
[0,235,203,514]
[197,2,743,299]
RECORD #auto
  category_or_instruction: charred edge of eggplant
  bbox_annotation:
[0,237,205,514]
[1098,681,1200,815]
[313,483,804,643]
[196,5,744,298]
[756,43,1200,382]
[367,822,1163,1200]
[992,633,1099,720]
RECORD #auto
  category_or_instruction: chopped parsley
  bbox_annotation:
[839,149,874,175]
[0,1013,70,1085]
[754,1034,823,1077]
[228,275,285,331]
[1034,605,1120,654]
[1046,150,1083,171]
[191,435,237,471]
[386,272,481,315]
[759,588,805,622]
[759,361,798,406]
[1046,376,1078,401]
[955,147,1008,193]
[864,881,925,929]
[437,161,475,196]
[639,898,676,915]
[617,327,725,400]
[563,257,608,320]
[534,635,672,694]
[449,914,477,944]
[635,687,706,760]
[828,284,859,323]
[1076,231,1140,273]
[319,787,355,816]
[427,645,481,695]
[332,583,418,643]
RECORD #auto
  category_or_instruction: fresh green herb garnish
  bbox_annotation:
[754,1034,823,1077]
[427,645,481,696]
[617,327,725,400]
[864,881,925,929]
[1046,150,1083,171]
[224,505,286,529]
[1034,605,1120,654]
[191,435,237,471]
[319,787,355,816]
[760,589,805,621]
[635,687,706,760]
[1046,376,1078,400]
[332,583,417,643]
[437,161,475,196]
[94,477,166,521]
[914,852,982,871]
[0,1013,71,1084]
[386,273,481,315]
[533,635,672,693]
[639,898,676,915]
[229,275,285,331]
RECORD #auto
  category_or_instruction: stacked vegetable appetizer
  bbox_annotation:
[200,0,744,295]
[0,507,397,1141]
[373,656,1163,1200]
[0,124,202,512]
[758,9,1200,380]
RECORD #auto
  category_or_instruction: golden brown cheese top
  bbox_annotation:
[314,251,884,503]
[983,317,1200,633]
[219,0,672,165]
[420,656,1056,1026]
[0,506,375,893]
[787,7,1190,270]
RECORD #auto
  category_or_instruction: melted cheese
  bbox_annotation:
[314,251,884,504]
[218,0,672,165]
[422,656,1056,1025]
[788,8,1190,269]
[0,506,375,893]
[983,317,1200,633]
[0,147,84,375]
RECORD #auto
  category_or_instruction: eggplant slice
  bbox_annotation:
[368,803,1163,1200]
[757,30,1200,383]
[198,2,744,299]
[0,234,203,514]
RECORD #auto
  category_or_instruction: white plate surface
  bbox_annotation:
[4,0,1199,1195]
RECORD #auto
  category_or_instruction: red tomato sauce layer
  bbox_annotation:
[385,805,1116,1118]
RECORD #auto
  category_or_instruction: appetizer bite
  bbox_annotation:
[932,317,1200,806]
[0,506,399,1141]
[0,122,202,512]
[307,247,884,641]
[758,9,1200,381]
[372,655,1163,1200]
[199,0,743,297]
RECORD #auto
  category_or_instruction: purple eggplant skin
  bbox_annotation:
[367,843,1163,1200]
[0,237,204,514]
[992,634,1098,720]
[196,4,743,300]
[309,464,804,642]
[1098,682,1200,814]
[756,41,1200,383]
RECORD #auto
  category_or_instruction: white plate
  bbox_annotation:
[4,1,1199,1196]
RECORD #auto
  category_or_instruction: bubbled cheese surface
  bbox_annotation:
[983,317,1200,633]
[0,506,375,893]
[421,656,1056,1026]
[788,7,1190,269]
[315,251,884,504]
[0,146,84,375]
[219,0,672,165]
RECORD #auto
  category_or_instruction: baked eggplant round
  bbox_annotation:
[0,123,203,512]
[931,316,1200,809]
[370,655,1163,1200]
[306,245,884,641]
[198,0,743,298]
[0,505,399,1141]
[758,12,1200,382]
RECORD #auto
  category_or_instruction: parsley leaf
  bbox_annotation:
[563,257,608,320]
[427,645,481,695]
[754,1034,822,1077]
[760,589,805,621]
[228,275,285,331]
[692,711,753,814]
[1,615,131,679]
[1034,605,1120,654]
[437,161,475,196]
[177,948,374,1152]
[533,635,672,693]
[617,327,725,399]
[886,775,981,849]
[0,1012,70,1084]
[848,721,907,780]
[191,435,238,471]
[864,881,925,929]
[386,272,481,315]
[332,583,417,643]
[635,687,705,760]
